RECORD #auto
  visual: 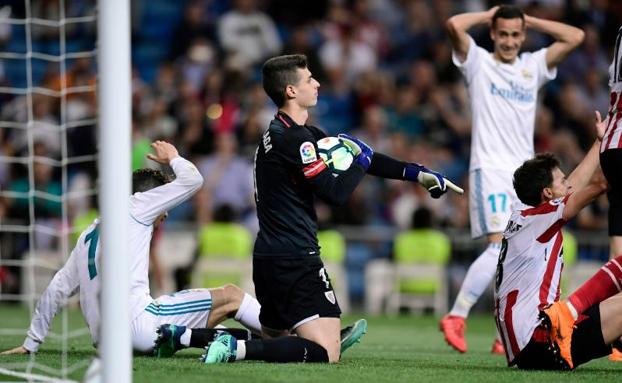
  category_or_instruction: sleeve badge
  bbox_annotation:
[299,141,318,164]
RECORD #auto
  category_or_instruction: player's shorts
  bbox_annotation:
[513,304,614,370]
[469,168,518,238]
[131,289,213,353]
[253,255,341,332]
[601,149,622,235]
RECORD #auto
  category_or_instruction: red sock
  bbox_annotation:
[567,255,622,314]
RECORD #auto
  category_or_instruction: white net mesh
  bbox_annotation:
[0,0,97,381]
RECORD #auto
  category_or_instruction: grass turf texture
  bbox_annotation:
[0,304,620,382]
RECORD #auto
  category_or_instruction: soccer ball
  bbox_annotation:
[317,136,355,175]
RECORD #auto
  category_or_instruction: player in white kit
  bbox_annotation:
[440,5,584,354]
[495,112,622,370]
[0,141,263,355]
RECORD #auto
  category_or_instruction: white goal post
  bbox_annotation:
[97,0,132,382]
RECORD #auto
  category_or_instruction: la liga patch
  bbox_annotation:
[299,141,317,164]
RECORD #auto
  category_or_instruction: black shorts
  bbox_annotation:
[601,149,622,236]
[253,255,341,331]
[514,304,612,370]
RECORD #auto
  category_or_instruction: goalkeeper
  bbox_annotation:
[203,54,463,364]
[0,141,264,355]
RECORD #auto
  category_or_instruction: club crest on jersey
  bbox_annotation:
[521,69,533,80]
[325,290,336,304]
[299,141,317,164]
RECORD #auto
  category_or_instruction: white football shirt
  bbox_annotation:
[494,195,569,364]
[454,35,557,172]
[23,156,203,351]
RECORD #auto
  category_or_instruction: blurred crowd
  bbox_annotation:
[0,0,621,293]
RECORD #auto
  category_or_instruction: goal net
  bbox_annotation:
[0,0,101,381]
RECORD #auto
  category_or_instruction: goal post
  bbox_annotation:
[97,0,132,382]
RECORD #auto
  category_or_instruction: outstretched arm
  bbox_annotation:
[566,111,606,190]
[339,134,463,199]
[446,6,498,62]
[4,252,80,354]
[524,15,584,70]
[563,111,608,220]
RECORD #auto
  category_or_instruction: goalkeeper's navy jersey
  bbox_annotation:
[253,111,329,257]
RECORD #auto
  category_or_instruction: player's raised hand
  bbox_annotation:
[594,110,607,141]
[147,141,180,165]
[0,346,29,355]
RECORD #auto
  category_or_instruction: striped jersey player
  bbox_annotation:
[494,195,569,363]
[600,25,622,261]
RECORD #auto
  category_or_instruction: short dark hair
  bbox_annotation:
[262,54,308,107]
[492,5,525,29]
[513,153,560,207]
[132,168,170,194]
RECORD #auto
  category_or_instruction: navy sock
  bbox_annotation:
[244,336,329,363]
[190,328,255,348]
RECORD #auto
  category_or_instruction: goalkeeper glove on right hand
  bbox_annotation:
[337,133,373,171]
[404,163,464,199]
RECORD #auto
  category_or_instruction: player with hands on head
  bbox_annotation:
[440,4,584,354]
[201,53,461,365]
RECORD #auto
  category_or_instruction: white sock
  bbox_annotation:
[450,243,501,318]
[566,301,579,320]
[235,340,246,361]
[180,329,191,347]
[234,294,262,335]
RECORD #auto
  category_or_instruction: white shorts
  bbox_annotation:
[469,168,518,238]
[131,289,213,353]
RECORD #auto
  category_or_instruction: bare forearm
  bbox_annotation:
[524,15,583,44]
[447,11,490,33]
[567,141,600,190]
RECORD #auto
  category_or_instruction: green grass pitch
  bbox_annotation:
[0,304,620,382]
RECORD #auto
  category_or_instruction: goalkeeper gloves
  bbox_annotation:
[404,163,464,199]
[338,133,373,171]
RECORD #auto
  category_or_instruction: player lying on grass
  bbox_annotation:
[0,141,264,355]
[152,318,368,358]
[495,111,622,370]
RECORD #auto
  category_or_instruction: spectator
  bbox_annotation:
[197,133,254,224]
[218,0,282,71]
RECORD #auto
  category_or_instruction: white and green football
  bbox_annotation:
[317,136,355,175]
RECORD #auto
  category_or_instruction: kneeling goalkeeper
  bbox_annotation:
[203,54,463,364]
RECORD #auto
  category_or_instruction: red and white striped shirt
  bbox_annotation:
[494,195,570,364]
[601,26,622,152]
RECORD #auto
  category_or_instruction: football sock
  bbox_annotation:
[189,328,255,348]
[190,328,216,348]
[567,255,622,315]
[450,243,501,317]
[234,293,262,335]
[242,336,329,363]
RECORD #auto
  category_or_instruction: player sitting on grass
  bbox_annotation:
[495,112,622,370]
[0,141,263,356]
